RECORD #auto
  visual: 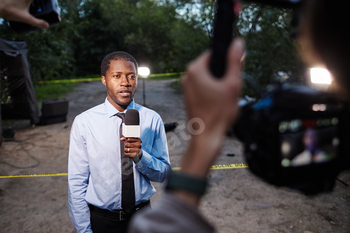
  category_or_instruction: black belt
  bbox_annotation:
[89,200,150,221]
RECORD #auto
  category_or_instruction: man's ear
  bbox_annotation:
[101,76,106,86]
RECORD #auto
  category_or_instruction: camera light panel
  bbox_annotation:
[310,68,332,84]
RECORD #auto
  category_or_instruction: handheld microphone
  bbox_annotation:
[209,0,235,78]
[122,109,141,138]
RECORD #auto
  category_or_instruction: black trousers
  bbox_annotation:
[89,201,151,233]
[90,209,129,233]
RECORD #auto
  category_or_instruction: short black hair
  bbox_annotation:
[101,51,138,77]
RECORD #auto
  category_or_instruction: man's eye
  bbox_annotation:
[129,75,136,79]
[113,75,120,78]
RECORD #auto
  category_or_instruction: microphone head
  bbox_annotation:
[125,109,140,125]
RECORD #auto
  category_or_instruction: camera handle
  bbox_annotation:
[209,0,235,78]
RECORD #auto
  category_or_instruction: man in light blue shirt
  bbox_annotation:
[68,51,171,233]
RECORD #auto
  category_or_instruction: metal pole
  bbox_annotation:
[142,78,146,106]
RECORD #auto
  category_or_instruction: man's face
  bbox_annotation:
[102,59,138,112]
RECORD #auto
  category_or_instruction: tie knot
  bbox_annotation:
[116,112,125,122]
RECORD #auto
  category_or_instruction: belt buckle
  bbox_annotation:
[119,211,127,221]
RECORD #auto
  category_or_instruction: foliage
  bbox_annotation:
[72,0,210,75]
[0,0,80,83]
[238,4,305,97]
[0,0,305,99]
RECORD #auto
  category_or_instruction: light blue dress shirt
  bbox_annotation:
[68,98,171,233]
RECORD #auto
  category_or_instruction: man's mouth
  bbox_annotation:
[119,89,132,97]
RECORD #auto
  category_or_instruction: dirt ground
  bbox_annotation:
[0,79,350,233]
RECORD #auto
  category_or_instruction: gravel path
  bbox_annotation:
[0,79,350,233]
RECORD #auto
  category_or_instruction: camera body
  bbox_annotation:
[10,0,61,33]
[234,84,350,194]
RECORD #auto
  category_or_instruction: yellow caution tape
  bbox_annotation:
[211,163,248,170]
[172,163,248,171]
[0,173,68,178]
[0,163,248,179]
[148,72,183,77]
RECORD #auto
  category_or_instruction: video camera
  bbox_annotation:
[210,0,350,195]
[9,0,61,33]
[234,83,350,195]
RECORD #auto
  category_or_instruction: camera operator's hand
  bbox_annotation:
[177,38,245,206]
[0,0,49,29]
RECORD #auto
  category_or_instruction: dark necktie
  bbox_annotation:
[116,112,135,213]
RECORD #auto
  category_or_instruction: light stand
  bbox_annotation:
[138,67,150,106]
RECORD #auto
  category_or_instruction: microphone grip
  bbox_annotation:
[209,0,235,78]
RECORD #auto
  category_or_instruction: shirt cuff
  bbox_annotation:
[135,149,151,172]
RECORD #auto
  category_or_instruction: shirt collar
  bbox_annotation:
[105,98,135,117]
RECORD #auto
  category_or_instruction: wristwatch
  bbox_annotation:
[166,171,208,196]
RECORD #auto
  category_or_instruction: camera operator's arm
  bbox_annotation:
[175,38,244,206]
[0,0,49,28]
[129,38,245,233]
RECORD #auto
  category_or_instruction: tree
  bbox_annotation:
[0,0,304,96]
[0,0,81,82]
[238,4,305,97]
[122,0,210,73]
[73,0,210,74]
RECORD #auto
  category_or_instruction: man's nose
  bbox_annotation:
[120,75,131,86]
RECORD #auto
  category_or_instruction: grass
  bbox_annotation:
[34,72,182,102]
[34,74,102,102]
[1,73,181,128]
[34,82,78,103]
[147,73,182,81]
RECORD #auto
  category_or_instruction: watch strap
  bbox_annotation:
[166,171,207,196]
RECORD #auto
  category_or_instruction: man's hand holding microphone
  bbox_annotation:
[121,109,143,163]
